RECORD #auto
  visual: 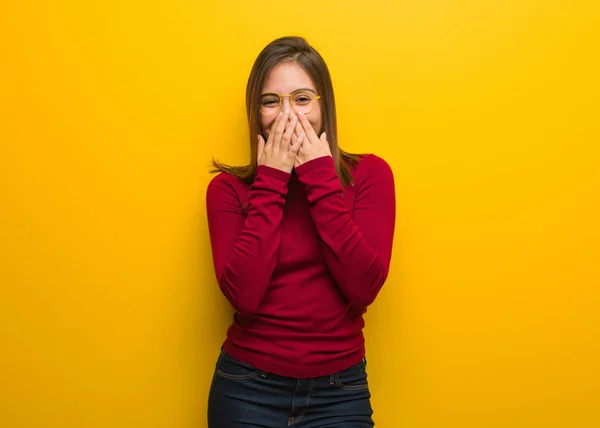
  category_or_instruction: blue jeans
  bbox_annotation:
[207,349,374,427]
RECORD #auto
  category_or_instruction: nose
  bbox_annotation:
[281,96,293,112]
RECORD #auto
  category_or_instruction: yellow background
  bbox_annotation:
[1,1,599,427]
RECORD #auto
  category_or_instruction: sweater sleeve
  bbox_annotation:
[206,166,290,315]
[294,155,396,308]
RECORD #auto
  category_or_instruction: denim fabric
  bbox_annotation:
[208,349,374,427]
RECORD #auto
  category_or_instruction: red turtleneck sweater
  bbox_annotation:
[206,154,395,378]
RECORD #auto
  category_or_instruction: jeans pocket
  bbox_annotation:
[334,359,369,390]
[216,350,262,380]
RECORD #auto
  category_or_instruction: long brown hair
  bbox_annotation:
[211,36,360,186]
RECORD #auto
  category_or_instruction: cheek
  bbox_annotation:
[308,104,323,135]
[260,116,275,136]
[308,115,323,135]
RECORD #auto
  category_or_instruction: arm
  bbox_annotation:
[206,167,290,314]
[295,155,396,308]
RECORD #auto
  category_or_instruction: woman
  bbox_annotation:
[206,36,396,427]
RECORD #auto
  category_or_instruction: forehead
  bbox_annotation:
[262,62,316,93]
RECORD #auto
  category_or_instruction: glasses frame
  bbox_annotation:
[258,89,322,116]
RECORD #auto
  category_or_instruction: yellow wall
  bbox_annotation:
[1,1,599,427]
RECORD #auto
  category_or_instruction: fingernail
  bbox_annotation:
[278,112,283,117]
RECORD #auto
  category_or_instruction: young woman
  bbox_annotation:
[206,36,396,427]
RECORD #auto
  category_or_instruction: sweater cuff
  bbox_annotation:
[257,165,291,182]
[294,156,335,178]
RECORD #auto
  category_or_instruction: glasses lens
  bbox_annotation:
[259,93,280,115]
[292,91,316,114]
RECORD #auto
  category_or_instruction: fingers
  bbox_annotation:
[257,134,265,163]
[270,110,290,148]
[294,121,304,141]
[297,112,319,144]
[320,132,329,148]
[280,113,298,150]
[290,128,304,153]
[320,132,331,155]
[264,111,283,155]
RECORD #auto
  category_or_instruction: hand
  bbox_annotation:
[293,111,332,168]
[257,110,302,174]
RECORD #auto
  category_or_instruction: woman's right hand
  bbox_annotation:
[257,110,304,174]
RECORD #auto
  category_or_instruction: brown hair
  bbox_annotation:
[211,36,361,186]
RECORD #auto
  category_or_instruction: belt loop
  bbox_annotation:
[328,374,335,386]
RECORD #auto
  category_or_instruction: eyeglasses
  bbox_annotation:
[259,89,321,116]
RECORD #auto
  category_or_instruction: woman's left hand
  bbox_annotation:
[293,111,332,168]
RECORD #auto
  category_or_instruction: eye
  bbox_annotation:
[293,92,313,105]
[260,95,280,107]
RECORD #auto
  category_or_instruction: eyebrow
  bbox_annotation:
[260,87,317,95]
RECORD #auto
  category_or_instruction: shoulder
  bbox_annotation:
[206,171,248,202]
[208,170,248,188]
[352,154,394,184]
[356,153,392,170]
